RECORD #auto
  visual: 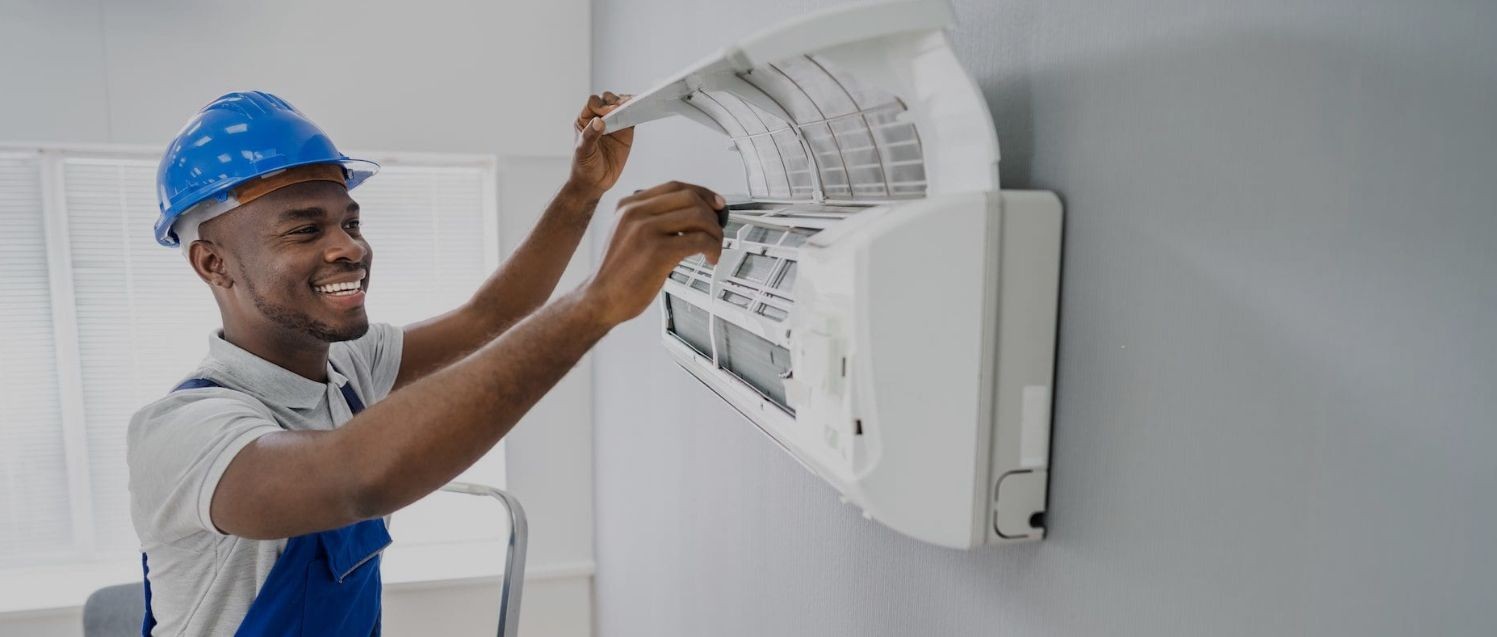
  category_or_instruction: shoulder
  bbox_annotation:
[128,387,277,454]
[127,386,283,544]
[131,385,272,429]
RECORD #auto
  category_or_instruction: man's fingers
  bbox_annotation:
[640,181,720,205]
[621,190,721,227]
[644,207,725,243]
[576,94,605,131]
[620,181,726,210]
[588,91,626,119]
[670,230,725,266]
[576,91,634,139]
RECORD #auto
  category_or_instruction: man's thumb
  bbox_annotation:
[578,117,605,152]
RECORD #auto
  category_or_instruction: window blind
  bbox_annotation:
[0,153,73,567]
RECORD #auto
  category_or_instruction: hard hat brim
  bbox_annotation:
[155,157,380,247]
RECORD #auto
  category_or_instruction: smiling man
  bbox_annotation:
[127,91,724,635]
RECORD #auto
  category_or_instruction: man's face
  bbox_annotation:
[202,180,374,342]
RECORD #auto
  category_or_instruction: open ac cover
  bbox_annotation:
[603,0,1061,549]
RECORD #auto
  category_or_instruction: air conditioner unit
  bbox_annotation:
[603,0,1061,549]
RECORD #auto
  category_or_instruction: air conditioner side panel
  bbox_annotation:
[987,190,1062,542]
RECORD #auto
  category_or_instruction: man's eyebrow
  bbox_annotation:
[278,207,327,222]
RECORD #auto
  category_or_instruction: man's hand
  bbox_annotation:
[570,92,634,199]
[582,181,726,325]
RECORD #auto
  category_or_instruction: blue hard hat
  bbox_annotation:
[153,91,378,247]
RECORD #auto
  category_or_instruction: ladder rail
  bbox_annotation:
[439,482,528,637]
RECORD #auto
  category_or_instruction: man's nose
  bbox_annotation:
[325,227,368,263]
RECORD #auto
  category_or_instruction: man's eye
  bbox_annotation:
[291,226,318,235]
[345,219,361,230]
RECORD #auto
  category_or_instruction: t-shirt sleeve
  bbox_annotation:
[339,322,404,402]
[128,392,281,543]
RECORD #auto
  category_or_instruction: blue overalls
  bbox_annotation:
[142,370,391,636]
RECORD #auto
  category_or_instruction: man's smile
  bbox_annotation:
[311,270,366,295]
[311,270,368,307]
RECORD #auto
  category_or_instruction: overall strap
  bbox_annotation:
[141,554,156,636]
[338,377,365,414]
[172,377,222,391]
[330,362,365,415]
[174,369,363,414]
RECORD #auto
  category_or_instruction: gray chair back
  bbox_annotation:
[82,583,143,636]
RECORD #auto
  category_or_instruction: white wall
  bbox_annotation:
[589,0,1497,636]
[1,0,585,156]
[0,1,595,635]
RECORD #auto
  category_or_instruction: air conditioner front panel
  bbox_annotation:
[849,192,993,548]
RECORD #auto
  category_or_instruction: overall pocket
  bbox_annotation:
[300,519,391,636]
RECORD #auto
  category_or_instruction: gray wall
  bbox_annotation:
[589,0,1497,635]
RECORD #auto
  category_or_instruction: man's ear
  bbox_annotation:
[188,240,234,289]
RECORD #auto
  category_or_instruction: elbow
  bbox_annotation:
[348,469,398,521]
[326,422,404,521]
[348,485,384,522]
[344,447,404,521]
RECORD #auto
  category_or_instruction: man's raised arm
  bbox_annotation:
[208,182,723,540]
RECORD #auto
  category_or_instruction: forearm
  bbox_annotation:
[343,289,610,518]
[467,181,600,335]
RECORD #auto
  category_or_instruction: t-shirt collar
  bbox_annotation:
[205,330,347,410]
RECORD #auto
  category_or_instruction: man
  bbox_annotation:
[127,90,724,635]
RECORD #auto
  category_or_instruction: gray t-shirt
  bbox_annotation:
[127,323,403,636]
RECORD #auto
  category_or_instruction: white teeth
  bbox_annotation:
[314,280,363,295]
